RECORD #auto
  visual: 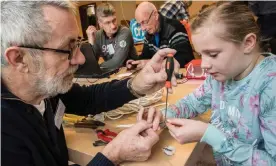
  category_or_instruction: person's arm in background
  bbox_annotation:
[163,75,213,119]
[86,25,101,60]
[169,25,194,67]
[139,38,155,60]
[200,77,276,165]
[100,28,135,69]
[126,37,154,70]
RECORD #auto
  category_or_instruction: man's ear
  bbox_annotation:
[4,46,29,73]
[98,20,102,29]
[242,33,257,54]
[154,10,158,21]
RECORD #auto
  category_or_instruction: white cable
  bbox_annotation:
[97,89,164,120]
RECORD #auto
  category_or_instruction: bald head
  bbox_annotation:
[135,2,157,17]
[135,2,159,34]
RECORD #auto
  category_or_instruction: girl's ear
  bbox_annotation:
[242,33,257,54]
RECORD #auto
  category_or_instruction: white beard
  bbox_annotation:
[35,65,78,97]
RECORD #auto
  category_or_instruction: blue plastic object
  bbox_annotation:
[130,18,146,43]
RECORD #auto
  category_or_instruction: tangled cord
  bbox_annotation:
[92,89,165,121]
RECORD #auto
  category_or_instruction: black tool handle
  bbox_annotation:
[165,54,174,88]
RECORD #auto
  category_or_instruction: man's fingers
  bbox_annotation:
[168,88,174,94]
[137,107,145,121]
[126,60,134,64]
[140,131,148,137]
[131,60,141,65]
[147,107,156,123]
[152,110,161,131]
[126,60,134,69]
[167,118,186,126]
[132,120,152,134]
[126,64,132,69]
[137,64,144,70]
[171,76,177,87]
[88,25,96,30]
[144,128,159,144]
[150,48,176,65]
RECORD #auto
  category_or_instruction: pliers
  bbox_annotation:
[96,129,117,143]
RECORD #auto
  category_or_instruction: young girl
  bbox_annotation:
[142,1,276,166]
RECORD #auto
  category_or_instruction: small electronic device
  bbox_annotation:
[185,59,207,80]
[175,72,183,79]
[74,43,119,78]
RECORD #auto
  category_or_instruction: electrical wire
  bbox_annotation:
[92,89,164,120]
[86,78,99,84]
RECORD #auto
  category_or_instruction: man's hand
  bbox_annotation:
[137,107,163,131]
[101,121,159,164]
[166,118,208,144]
[126,59,135,69]
[86,25,97,45]
[162,58,180,75]
[126,60,150,70]
[131,48,178,95]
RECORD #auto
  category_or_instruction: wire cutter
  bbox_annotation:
[96,129,118,143]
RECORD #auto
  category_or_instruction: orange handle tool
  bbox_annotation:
[165,54,174,88]
[164,54,174,121]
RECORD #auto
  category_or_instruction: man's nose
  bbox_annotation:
[70,48,85,65]
[140,24,147,31]
[110,23,116,29]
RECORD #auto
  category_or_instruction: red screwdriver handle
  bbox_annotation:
[165,54,174,88]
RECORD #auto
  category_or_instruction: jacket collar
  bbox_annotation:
[158,12,165,35]
[1,79,19,100]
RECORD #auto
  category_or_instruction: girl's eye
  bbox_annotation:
[210,53,218,58]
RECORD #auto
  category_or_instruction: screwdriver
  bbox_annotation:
[164,53,174,122]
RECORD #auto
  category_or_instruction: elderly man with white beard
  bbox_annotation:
[1,1,177,166]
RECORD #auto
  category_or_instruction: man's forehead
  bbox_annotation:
[42,5,79,46]
[136,12,149,22]
[100,15,116,22]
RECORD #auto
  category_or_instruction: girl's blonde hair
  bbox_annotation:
[191,1,260,46]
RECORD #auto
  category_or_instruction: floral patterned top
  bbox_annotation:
[164,54,276,165]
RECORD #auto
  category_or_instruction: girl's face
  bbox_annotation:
[192,24,257,82]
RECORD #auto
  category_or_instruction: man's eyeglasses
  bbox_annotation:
[139,10,154,26]
[19,41,80,60]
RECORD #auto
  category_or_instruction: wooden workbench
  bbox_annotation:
[65,68,210,166]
